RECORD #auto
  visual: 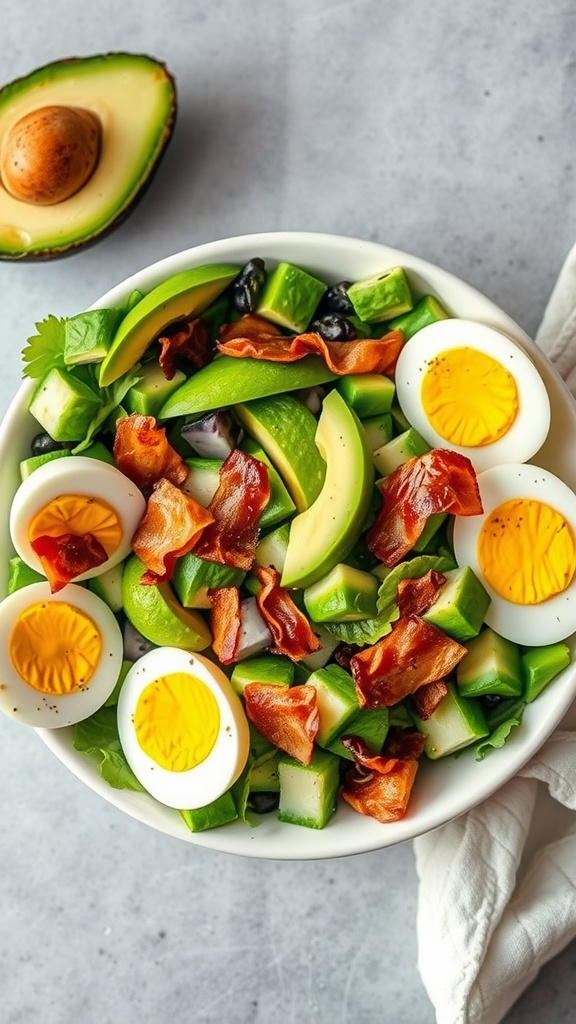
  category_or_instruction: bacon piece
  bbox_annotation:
[367,449,482,567]
[208,586,242,665]
[350,614,467,708]
[412,680,449,721]
[158,316,210,381]
[254,565,321,661]
[383,728,427,759]
[194,449,270,570]
[334,642,368,671]
[217,314,403,376]
[113,414,188,496]
[132,478,214,583]
[31,532,108,593]
[243,683,319,764]
[397,569,446,618]
[340,735,419,823]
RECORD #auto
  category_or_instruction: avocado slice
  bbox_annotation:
[0,53,176,260]
[99,263,240,386]
[281,389,374,589]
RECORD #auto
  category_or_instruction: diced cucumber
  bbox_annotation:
[180,790,238,831]
[415,681,489,759]
[255,522,291,573]
[172,551,245,608]
[336,373,395,418]
[88,563,124,613]
[307,664,359,746]
[256,261,327,332]
[457,627,523,698]
[19,440,115,480]
[278,748,341,829]
[241,437,297,528]
[303,563,378,622]
[7,556,44,594]
[383,294,450,341]
[521,643,571,702]
[182,457,222,506]
[361,412,394,451]
[29,367,102,442]
[230,654,294,695]
[124,361,187,418]
[373,427,430,476]
[422,565,491,642]
[326,706,390,760]
[348,267,413,322]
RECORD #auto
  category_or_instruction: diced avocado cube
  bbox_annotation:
[361,412,394,452]
[19,440,114,480]
[29,367,102,442]
[7,556,44,594]
[63,308,122,366]
[423,566,491,642]
[410,512,447,554]
[248,752,282,793]
[180,790,238,832]
[457,628,523,698]
[241,437,296,529]
[303,563,378,623]
[172,551,245,608]
[182,457,222,507]
[373,427,430,476]
[307,663,360,746]
[88,563,124,613]
[124,361,187,418]
[521,642,571,702]
[336,373,395,418]
[230,654,294,696]
[326,706,390,760]
[255,522,291,573]
[256,261,327,333]
[348,267,413,323]
[414,681,489,759]
[278,748,341,829]
[382,294,450,341]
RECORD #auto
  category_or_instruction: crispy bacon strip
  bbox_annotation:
[350,614,467,708]
[194,449,270,570]
[243,683,319,764]
[113,414,188,496]
[217,314,403,376]
[412,680,449,721]
[367,449,482,567]
[396,569,447,618]
[340,735,419,822]
[31,532,108,593]
[158,316,210,381]
[132,478,214,583]
[383,728,427,760]
[208,586,242,665]
[254,565,321,661]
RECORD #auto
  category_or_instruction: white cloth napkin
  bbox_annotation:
[414,241,576,1024]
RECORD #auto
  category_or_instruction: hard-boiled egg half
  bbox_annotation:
[117,647,250,809]
[453,463,576,645]
[395,319,551,472]
[0,581,123,727]
[10,456,146,588]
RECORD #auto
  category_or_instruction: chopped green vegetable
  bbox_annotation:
[72,706,145,791]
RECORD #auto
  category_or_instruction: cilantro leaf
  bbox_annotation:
[22,315,67,379]
[72,366,141,453]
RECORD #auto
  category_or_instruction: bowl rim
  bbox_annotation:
[2,229,575,860]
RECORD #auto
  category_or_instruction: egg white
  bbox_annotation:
[395,319,551,472]
[0,581,124,727]
[9,456,146,581]
[453,463,576,646]
[117,647,250,809]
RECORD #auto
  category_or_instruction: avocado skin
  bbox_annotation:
[0,53,177,261]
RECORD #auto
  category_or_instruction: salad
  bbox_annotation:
[0,250,575,835]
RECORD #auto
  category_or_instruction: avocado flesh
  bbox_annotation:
[0,53,176,260]
[281,389,374,589]
[99,263,240,386]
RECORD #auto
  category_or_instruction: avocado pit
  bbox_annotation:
[0,104,101,205]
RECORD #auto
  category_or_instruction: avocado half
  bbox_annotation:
[0,53,176,260]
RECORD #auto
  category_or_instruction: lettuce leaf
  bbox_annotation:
[72,706,145,791]
[475,699,526,761]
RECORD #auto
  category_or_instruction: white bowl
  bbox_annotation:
[1,231,575,860]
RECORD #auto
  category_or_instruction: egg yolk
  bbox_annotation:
[478,498,576,604]
[28,494,122,556]
[10,600,102,694]
[421,346,518,447]
[134,672,220,773]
